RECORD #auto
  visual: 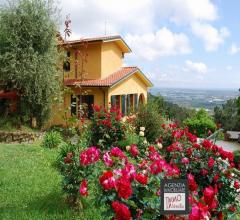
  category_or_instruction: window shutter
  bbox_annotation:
[121,95,126,116]
[134,94,138,111]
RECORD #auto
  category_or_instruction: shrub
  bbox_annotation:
[135,102,164,142]
[90,105,126,149]
[184,109,217,138]
[58,110,239,219]
[42,131,62,148]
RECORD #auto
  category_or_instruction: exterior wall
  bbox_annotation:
[101,42,123,78]
[108,73,148,101]
[63,43,102,80]
[48,87,108,126]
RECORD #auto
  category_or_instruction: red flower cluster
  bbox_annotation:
[79,179,88,196]
[79,147,100,166]
[99,171,116,190]
[129,144,139,157]
[135,173,148,185]
[112,201,131,220]
[116,176,132,199]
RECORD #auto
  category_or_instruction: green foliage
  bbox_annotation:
[135,102,164,142]
[214,99,240,131]
[149,93,196,126]
[0,0,61,127]
[42,131,62,148]
[184,109,217,138]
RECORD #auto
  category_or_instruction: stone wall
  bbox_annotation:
[0,131,43,143]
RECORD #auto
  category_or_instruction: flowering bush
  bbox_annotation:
[59,119,240,219]
[90,105,126,149]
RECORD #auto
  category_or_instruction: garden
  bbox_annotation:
[2,104,234,220]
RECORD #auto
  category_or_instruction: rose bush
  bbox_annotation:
[90,105,126,149]
[58,109,240,220]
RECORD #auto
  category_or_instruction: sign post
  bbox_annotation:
[160,179,189,215]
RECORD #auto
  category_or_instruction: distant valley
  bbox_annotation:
[150,88,239,112]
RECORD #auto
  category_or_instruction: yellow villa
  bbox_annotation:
[50,35,153,126]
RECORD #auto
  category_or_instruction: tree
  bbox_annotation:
[184,109,216,138]
[0,0,60,127]
[214,99,240,131]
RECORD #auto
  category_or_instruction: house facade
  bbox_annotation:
[49,35,153,126]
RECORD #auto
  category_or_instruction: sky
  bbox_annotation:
[1,0,240,90]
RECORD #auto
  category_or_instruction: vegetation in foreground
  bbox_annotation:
[0,143,103,220]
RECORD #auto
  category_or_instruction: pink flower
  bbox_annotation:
[181,157,189,164]
[189,203,209,220]
[79,179,88,196]
[121,163,136,180]
[80,147,100,166]
[110,147,126,159]
[103,151,114,167]
[129,144,139,157]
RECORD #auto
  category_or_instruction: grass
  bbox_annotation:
[0,143,104,220]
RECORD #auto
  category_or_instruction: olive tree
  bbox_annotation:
[0,0,61,127]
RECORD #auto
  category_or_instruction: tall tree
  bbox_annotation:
[0,0,60,127]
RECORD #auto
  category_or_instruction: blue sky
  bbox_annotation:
[1,0,240,89]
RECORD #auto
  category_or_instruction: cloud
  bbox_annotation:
[191,22,230,51]
[229,43,240,55]
[184,60,208,74]
[60,0,154,38]
[125,27,191,60]
[58,0,219,38]
[156,0,217,25]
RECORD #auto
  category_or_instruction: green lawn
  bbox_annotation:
[0,143,103,220]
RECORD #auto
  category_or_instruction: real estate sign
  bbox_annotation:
[160,179,189,215]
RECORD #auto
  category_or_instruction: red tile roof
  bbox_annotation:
[64,67,139,87]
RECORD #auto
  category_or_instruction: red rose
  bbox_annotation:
[213,174,219,183]
[208,157,215,169]
[202,139,212,150]
[116,176,132,199]
[149,160,163,175]
[135,173,148,185]
[79,179,88,196]
[200,169,208,176]
[112,201,131,220]
[99,171,116,190]
[203,186,215,204]
[129,144,139,157]
[234,181,239,189]
[187,173,198,191]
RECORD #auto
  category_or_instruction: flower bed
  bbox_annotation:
[58,107,239,220]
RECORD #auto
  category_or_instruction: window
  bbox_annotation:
[63,61,70,72]
[71,95,77,116]
[63,51,71,72]
[72,95,94,119]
